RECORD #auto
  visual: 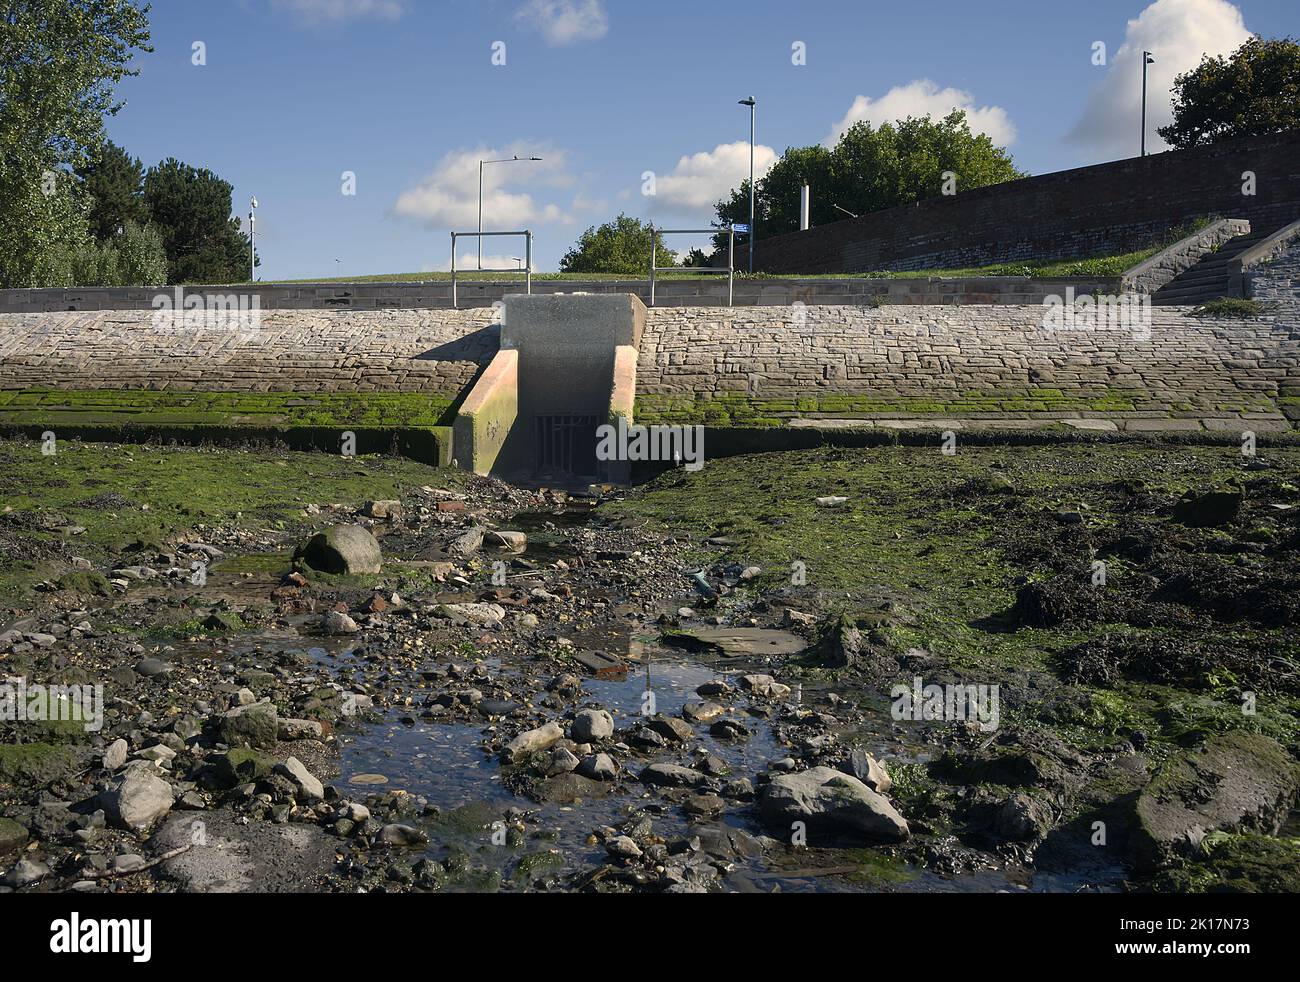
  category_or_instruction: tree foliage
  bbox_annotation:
[77,140,149,239]
[143,158,252,284]
[0,0,152,287]
[559,214,676,275]
[713,110,1025,253]
[1159,36,1300,149]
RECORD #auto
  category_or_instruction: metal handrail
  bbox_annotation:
[450,230,533,308]
[649,226,735,307]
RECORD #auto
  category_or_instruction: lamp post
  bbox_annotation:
[249,196,258,282]
[738,97,756,272]
[478,155,542,270]
[1141,51,1155,156]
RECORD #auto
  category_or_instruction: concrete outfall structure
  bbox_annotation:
[453,293,645,482]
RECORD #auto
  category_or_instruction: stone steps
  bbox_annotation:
[1153,226,1284,305]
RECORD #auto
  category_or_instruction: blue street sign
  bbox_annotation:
[732,223,749,233]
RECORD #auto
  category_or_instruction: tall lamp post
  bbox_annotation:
[738,97,756,272]
[1141,51,1155,156]
[249,196,258,282]
[478,155,542,270]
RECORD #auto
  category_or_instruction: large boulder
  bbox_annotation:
[298,525,383,575]
[759,766,909,843]
[1173,489,1243,528]
[217,702,279,750]
[1127,731,1299,872]
[104,765,175,831]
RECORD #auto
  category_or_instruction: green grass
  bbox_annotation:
[1190,298,1277,318]
[608,442,1300,756]
[0,440,458,601]
[0,388,456,428]
[261,244,1171,285]
[632,387,1279,427]
[264,218,1221,285]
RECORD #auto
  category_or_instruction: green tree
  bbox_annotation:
[559,214,676,275]
[77,140,149,239]
[0,1,152,288]
[144,157,252,283]
[714,110,1025,251]
[1159,37,1300,149]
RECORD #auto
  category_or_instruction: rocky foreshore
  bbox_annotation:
[2,441,1298,893]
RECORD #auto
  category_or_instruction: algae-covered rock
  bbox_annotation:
[211,748,275,788]
[53,570,114,598]
[1173,489,1243,528]
[1152,833,1300,893]
[1127,731,1300,872]
[0,743,79,786]
[297,525,383,575]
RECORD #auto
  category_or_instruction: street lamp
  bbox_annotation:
[1141,51,1155,156]
[249,196,258,282]
[478,155,542,270]
[739,97,756,272]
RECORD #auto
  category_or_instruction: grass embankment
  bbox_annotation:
[263,244,1169,285]
[608,443,1300,762]
[0,441,458,602]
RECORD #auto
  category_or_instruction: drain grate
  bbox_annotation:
[534,413,602,477]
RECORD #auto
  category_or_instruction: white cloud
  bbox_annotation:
[652,141,779,213]
[429,253,534,272]
[826,79,1017,147]
[570,191,608,217]
[393,143,571,230]
[1069,0,1252,159]
[271,0,407,22]
[516,0,609,45]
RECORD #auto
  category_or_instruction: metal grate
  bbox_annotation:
[534,414,602,477]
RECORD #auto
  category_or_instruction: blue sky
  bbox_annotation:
[103,0,1298,279]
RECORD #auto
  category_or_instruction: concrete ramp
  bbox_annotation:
[453,293,645,483]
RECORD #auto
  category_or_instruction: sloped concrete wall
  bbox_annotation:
[634,304,1300,426]
[0,308,495,392]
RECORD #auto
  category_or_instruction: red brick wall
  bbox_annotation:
[738,131,1300,274]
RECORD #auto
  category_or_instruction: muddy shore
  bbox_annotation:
[1,439,1297,893]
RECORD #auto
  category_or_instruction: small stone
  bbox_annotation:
[578,753,618,781]
[276,756,325,801]
[502,721,565,761]
[104,766,175,831]
[322,610,359,635]
[379,824,429,847]
[571,708,614,742]
[1,857,49,888]
[102,738,129,771]
[606,835,642,859]
[362,500,403,522]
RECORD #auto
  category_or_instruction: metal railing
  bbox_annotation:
[649,226,735,307]
[450,230,533,308]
